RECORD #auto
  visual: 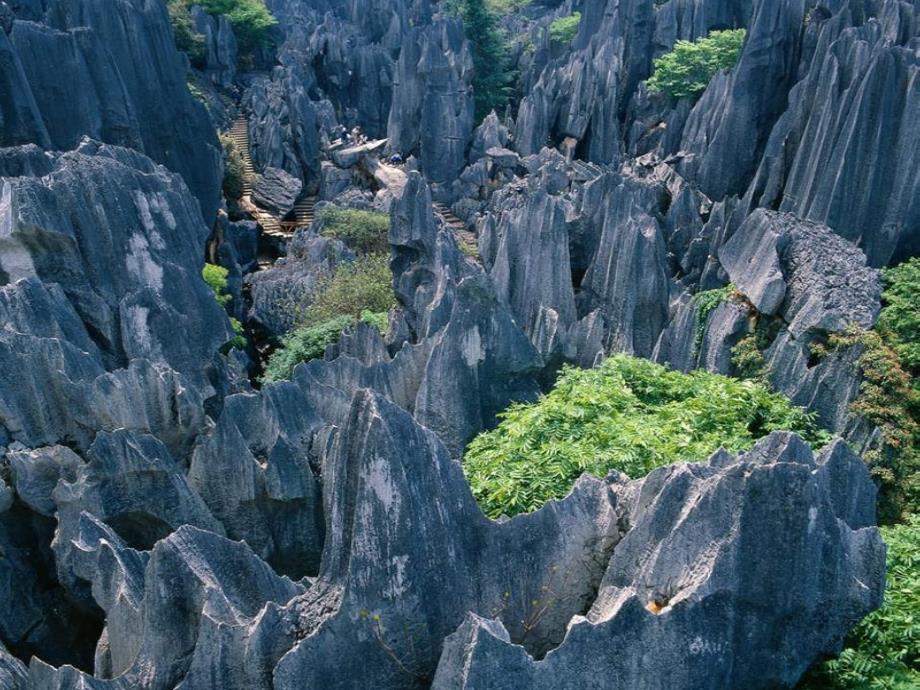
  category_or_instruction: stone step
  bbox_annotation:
[432,202,479,258]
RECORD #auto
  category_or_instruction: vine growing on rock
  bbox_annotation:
[692,283,736,355]
[647,29,747,99]
[463,354,827,518]
[827,258,920,523]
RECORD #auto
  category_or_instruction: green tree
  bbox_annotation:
[167,0,207,67]
[197,0,277,58]
[456,0,515,121]
[548,12,581,45]
[463,354,827,518]
[647,29,746,99]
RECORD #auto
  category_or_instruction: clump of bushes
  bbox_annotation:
[296,254,395,327]
[801,515,920,690]
[168,0,277,64]
[262,255,395,381]
[823,258,920,523]
[317,208,390,256]
[262,311,388,382]
[463,354,827,518]
[548,12,581,45]
[219,133,248,202]
[169,0,207,67]
[485,0,530,14]
[202,263,246,350]
[647,28,747,99]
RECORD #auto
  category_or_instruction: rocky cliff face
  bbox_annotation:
[0,0,222,221]
[0,0,913,687]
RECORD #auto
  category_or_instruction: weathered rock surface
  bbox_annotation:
[243,68,322,191]
[1,0,222,220]
[432,435,884,690]
[387,19,475,189]
[0,0,907,686]
[252,166,304,217]
[191,6,238,87]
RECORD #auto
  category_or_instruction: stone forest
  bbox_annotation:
[0,0,918,688]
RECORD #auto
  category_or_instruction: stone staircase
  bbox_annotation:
[433,201,478,257]
[229,115,315,238]
[280,196,316,233]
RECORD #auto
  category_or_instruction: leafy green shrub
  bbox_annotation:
[878,258,920,373]
[647,29,746,99]
[800,515,920,690]
[548,12,581,45]
[219,133,247,202]
[202,263,246,350]
[296,254,396,328]
[318,208,390,255]
[263,311,387,382]
[203,263,232,307]
[463,354,828,518]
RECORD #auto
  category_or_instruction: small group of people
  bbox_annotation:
[340,125,367,146]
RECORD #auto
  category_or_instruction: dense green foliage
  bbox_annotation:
[463,354,827,518]
[202,264,245,350]
[878,258,920,373]
[168,0,276,63]
[647,29,746,98]
[318,208,390,255]
[548,12,581,45]
[825,259,920,523]
[295,254,395,328]
[453,0,515,121]
[219,133,247,202]
[485,0,530,14]
[801,516,920,690]
[168,0,206,67]
[262,311,388,382]
[203,263,232,307]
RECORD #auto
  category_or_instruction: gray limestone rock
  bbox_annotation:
[432,434,884,690]
[252,166,304,217]
[2,0,222,220]
[387,19,475,188]
[244,68,322,191]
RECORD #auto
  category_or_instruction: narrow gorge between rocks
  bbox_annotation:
[0,0,917,688]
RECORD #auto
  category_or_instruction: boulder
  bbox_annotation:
[251,166,304,217]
